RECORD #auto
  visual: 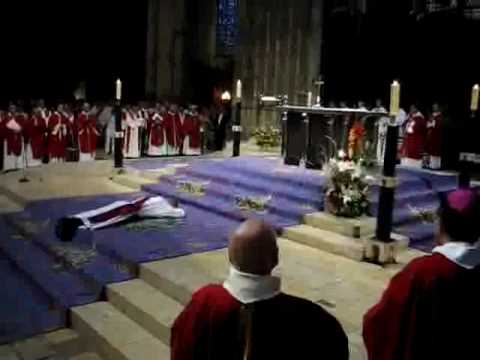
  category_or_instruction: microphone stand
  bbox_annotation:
[19,137,29,183]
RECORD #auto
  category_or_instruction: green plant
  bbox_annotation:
[252,127,281,148]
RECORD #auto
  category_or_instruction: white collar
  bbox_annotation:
[433,241,480,270]
[223,266,281,304]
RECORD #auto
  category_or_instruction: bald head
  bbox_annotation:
[228,219,278,276]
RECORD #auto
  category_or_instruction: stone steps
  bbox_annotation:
[71,302,170,360]
[110,173,157,191]
[139,257,224,305]
[2,329,104,360]
[107,279,183,345]
[283,224,365,261]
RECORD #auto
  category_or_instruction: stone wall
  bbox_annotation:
[145,0,218,100]
[234,0,324,137]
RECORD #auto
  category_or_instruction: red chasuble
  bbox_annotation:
[164,111,182,147]
[171,284,348,360]
[27,114,47,160]
[403,112,427,160]
[363,250,480,360]
[78,111,99,154]
[426,111,442,157]
[48,112,67,159]
[182,113,201,150]
[148,113,165,147]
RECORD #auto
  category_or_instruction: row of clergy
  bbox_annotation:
[338,100,443,170]
[105,103,203,159]
[0,102,203,172]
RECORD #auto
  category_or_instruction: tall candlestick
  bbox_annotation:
[236,80,242,100]
[389,80,400,117]
[471,84,479,112]
[116,79,122,101]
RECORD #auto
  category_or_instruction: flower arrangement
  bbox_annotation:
[324,158,370,218]
[178,180,208,196]
[235,195,272,212]
[252,127,281,149]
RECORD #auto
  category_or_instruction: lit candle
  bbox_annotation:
[307,92,313,107]
[236,80,242,100]
[116,79,122,101]
[471,84,479,112]
[389,80,401,117]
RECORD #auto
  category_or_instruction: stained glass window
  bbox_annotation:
[217,0,239,55]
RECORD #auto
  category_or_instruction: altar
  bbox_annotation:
[278,105,388,169]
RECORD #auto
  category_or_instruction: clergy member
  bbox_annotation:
[78,103,99,162]
[122,106,143,159]
[3,104,25,171]
[181,105,202,156]
[363,188,480,360]
[372,99,389,164]
[402,104,427,167]
[171,219,349,359]
[146,103,167,156]
[47,104,68,163]
[25,108,47,167]
[426,103,443,170]
[164,104,182,156]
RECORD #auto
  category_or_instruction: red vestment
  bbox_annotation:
[426,111,442,157]
[148,113,165,147]
[363,253,480,360]
[403,112,427,160]
[171,285,348,359]
[164,111,182,147]
[78,112,99,154]
[182,113,202,149]
[47,112,67,159]
[27,114,47,160]
[4,113,24,156]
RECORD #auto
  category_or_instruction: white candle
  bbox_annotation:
[389,80,401,117]
[116,79,122,101]
[236,80,242,100]
[471,84,479,112]
[307,92,313,107]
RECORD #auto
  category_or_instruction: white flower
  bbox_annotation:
[343,195,352,205]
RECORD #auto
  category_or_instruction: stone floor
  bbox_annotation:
[0,152,426,359]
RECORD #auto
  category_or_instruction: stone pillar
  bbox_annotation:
[145,0,187,99]
[234,0,324,135]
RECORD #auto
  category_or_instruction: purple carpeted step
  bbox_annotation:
[394,222,437,252]
[0,217,100,309]
[180,165,325,208]
[194,157,327,191]
[142,182,301,230]
[0,253,64,344]
[161,173,322,217]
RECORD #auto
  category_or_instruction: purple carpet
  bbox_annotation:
[0,156,459,343]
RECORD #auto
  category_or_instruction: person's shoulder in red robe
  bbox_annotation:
[172,284,348,360]
[364,189,480,360]
[364,251,480,360]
